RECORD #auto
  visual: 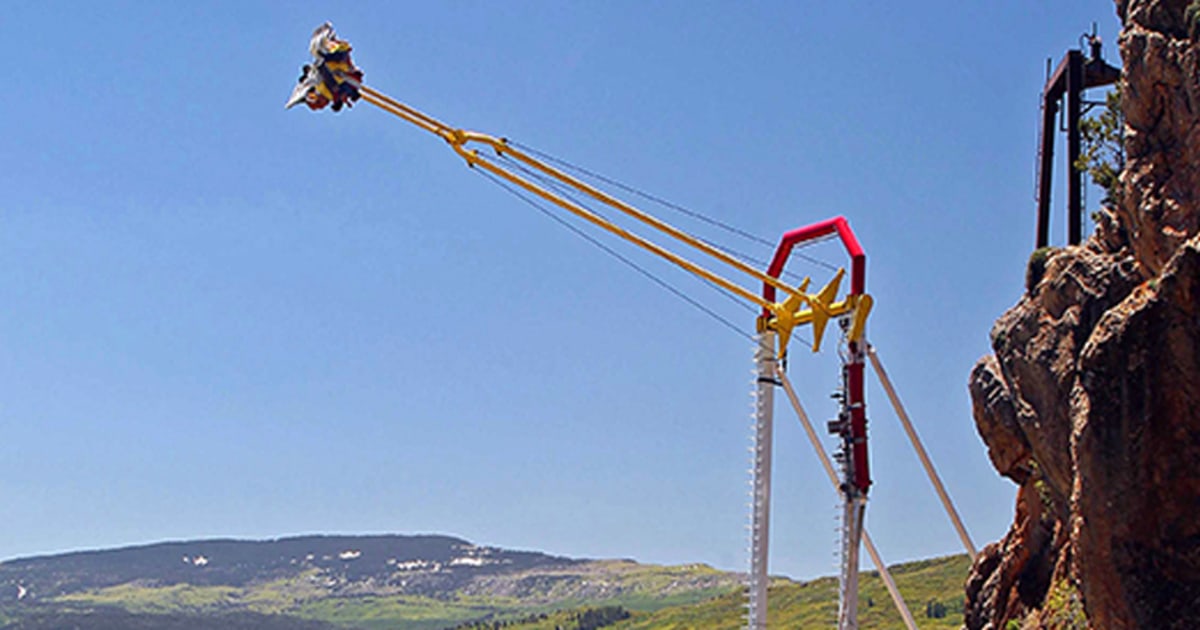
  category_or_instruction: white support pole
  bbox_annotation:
[867,345,977,560]
[747,332,776,630]
[776,366,919,630]
[839,497,865,630]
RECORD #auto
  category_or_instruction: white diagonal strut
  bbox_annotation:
[775,363,919,630]
[867,344,977,560]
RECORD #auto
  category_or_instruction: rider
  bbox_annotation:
[286,23,363,112]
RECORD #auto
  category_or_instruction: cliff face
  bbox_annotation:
[964,1,1200,628]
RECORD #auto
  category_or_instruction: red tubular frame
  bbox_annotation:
[763,215,871,494]
[761,216,865,312]
[845,358,869,493]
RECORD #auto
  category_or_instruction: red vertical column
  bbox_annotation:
[846,341,870,494]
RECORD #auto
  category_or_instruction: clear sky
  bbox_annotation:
[2,1,1120,580]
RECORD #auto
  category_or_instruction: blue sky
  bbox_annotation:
[2,2,1120,580]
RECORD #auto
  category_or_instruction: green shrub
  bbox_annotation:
[1027,247,1056,294]
[1074,87,1124,208]
[1043,578,1088,629]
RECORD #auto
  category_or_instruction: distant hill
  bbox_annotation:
[0,535,970,629]
[0,535,741,630]
[0,605,339,630]
[0,534,577,599]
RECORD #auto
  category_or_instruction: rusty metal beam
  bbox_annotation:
[1067,49,1084,245]
[1036,83,1060,248]
[1034,41,1120,249]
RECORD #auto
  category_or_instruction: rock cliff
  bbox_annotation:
[964,1,1200,628]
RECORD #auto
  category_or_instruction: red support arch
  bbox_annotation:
[761,216,865,315]
[763,215,871,494]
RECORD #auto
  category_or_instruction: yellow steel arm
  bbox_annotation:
[354,81,854,355]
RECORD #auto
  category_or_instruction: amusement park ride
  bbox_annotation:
[288,24,976,629]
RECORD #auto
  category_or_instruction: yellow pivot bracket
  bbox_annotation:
[757,269,871,356]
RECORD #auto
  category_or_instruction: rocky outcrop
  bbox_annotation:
[1117,0,1200,275]
[1072,238,1200,628]
[964,1,1200,628]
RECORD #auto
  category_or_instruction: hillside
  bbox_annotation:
[0,535,575,598]
[0,535,972,629]
[465,554,972,630]
[614,555,970,630]
[0,535,739,630]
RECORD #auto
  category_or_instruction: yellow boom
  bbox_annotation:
[351,81,860,356]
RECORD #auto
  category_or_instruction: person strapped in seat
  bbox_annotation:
[285,23,363,112]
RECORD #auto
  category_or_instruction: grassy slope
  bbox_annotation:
[42,561,740,630]
[54,583,241,614]
[36,555,969,629]
[506,554,971,630]
[54,586,510,630]
[294,595,504,630]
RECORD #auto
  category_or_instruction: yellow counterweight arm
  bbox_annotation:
[352,81,850,356]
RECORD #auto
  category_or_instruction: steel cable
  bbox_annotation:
[508,140,840,274]
[492,152,765,320]
[473,164,762,345]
